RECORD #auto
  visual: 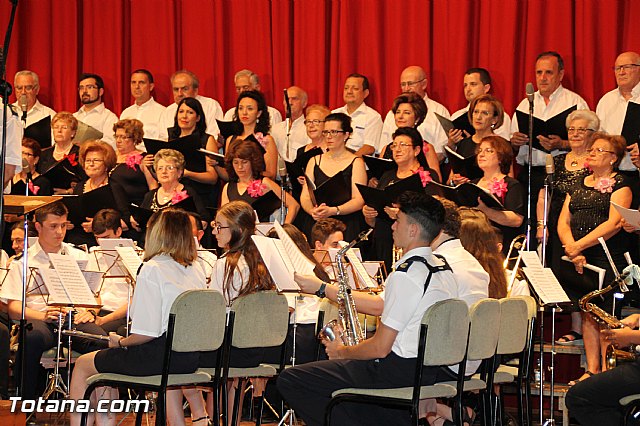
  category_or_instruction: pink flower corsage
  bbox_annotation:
[489,177,508,201]
[594,177,615,194]
[28,182,40,195]
[247,179,267,197]
[64,153,78,166]
[413,167,432,187]
[171,190,189,204]
[254,132,268,149]
[125,152,143,170]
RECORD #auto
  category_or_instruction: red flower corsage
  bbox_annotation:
[125,152,143,170]
[28,182,40,195]
[171,190,189,204]
[488,177,508,201]
[413,167,432,187]
[64,153,78,166]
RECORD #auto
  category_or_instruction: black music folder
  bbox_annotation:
[362,155,397,180]
[199,148,225,167]
[24,116,52,148]
[216,119,243,143]
[435,112,475,136]
[130,196,197,229]
[306,170,351,207]
[144,134,206,172]
[621,101,640,146]
[251,190,281,222]
[285,146,323,197]
[515,105,577,152]
[432,181,504,210]
[444,146,482,180]
[61,185,118,226]
[42,158,83,189]
[357,173,424,216]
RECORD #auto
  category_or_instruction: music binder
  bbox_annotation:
[41,158,83,189]
[198,148,225,167]
[357,173,424,217]
[444,146,483,180]
[621,101,640,146]
[144,134,206,172]
[306,170,351,208]
[24,115,52,148]
[250,190,281,222]
[60,185,118,227]
[432,181,505,210]
[216,119,243,143]
[362,155,397,180]
[515,105,577,152]
[435,112,475,136]
[73,121,103,143]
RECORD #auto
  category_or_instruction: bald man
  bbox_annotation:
[380,66,451,161]
[271,86,309,161]
[596,51,640,173]
[223,69,283,127]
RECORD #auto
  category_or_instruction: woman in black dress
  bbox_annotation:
[300,113,367,243]
[558,133,632,385]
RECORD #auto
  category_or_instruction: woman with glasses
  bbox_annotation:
[221,139,299,223]
[447,94,505,184]
[38,112,85,194]
[132,149,207,234]
[363,127,436,271]
[472,135,525,253]
[558,133,632,385]
[378,92,441,181]
[300,113,367,242]
[536,111,599,346]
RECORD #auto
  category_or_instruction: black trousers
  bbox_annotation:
[15,318,108,399]
[277,352,452,426]
[566,359,640,425]
[0,322,10,398]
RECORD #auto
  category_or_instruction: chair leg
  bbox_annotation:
[155,390,166,426]
[212,379,220,426]
[255,394,265,426]
[231,378,244,426]
[516,376,525,426]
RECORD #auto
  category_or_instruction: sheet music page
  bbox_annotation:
[274,222,316,275]
[82,270,105,293]
[337,242,376,288]
[611,202,640,230]
[115,246,143,278]
[49,254,98,306]
[39,267,71,304]
[76,260,88,270]
[251,235,300,291]
[521,251,571,304]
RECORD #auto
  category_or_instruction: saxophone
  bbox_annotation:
[579,270,637,368]
[318,229,372,346]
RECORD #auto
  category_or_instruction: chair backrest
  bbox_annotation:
[466,298,501,362]
[230,291,289,349]
[170,289,226,353]
[423,299,469,367]
[496,298,529,355]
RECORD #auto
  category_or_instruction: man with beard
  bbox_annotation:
[73,73,118,146]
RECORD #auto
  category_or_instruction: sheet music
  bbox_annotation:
[338,241,377,288]
[38,267,69,303]
[611,202,640,231]
[561,255,606,290]
[82,270,105,293]
[115,246,142,278]
[48,254,99,306]
[76,260,88,270]
[328,247,362,262]
[251,235,300,291]
[274,222,315,275]
[520,251,571,304]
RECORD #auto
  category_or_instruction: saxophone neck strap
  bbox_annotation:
[396,254,452,295]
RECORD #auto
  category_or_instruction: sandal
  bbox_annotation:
[191,416,212,425]
[556,330,583,345]
[568,370,595,386]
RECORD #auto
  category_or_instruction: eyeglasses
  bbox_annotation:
[210,221,230,234]
[78,84,98,91]
[304,119,324,126]
[84,158,105,164]
[115,134,132,140]
[400,78,426,88]
[156,165,178,172]
[22,152,35,157]
[613,64,640,73]
[321,130,345,137]
[567,127,595,134]
[588,147,615,155]
[390,141,414,150]
[15,85,35,92]
[476,147,496,154]
[472,110,492,117]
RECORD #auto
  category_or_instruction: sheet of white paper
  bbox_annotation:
[612,202,640,231]
[520,251,570,304]
[274,222,315,275]
[115,246,143,279]
[251,235,300,291]
[49,254,98,306]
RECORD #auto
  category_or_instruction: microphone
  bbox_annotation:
[526,83,535,105]
[278,156,288,179]
[284,88,291,120]
[545,154,554,184]
[19,94,28,123]
[22,158,32,182]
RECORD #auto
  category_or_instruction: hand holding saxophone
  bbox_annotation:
[601,327,640,348]
[322,324,346,359]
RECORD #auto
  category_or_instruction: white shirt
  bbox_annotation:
[272,115,309,161]
[333,103,383,153]
[381,246,457,358]
[120,97,166,145]
[380,96,451,157]
[129,254,207,337]
[12,99,56,128]
[450,105,512,141]
[285,293,320,325]
[511,85,589,166]
[596,82,640,171]
[0,241,88,313]
[210,254,250,306]
[0,105,23,171]
[196,248,218,288]
[223,105,283,129]
[160,95,224,140]
[74,103,119,147]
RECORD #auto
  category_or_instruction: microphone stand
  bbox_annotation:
[526,96,534,251]
[279,168,288,225]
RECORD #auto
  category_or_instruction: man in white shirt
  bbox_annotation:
[333,73,382,156]
[0,202,104,399]
[448,67,511,142]
[73,73,119,147]
[223,69,282,127]
[596,51,640,174]
[159,70,223,141]
[12,70,56,128]
[280,192,459,425]
[272,86,308,161]
[381,66,450,160]
[120,69,166,144]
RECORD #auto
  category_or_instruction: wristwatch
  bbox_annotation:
[315,282,327,298]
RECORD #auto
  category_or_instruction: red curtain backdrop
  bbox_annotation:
[2,0,640,120]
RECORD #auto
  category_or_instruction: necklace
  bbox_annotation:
[569,151,587,167]
[159,184,180,203]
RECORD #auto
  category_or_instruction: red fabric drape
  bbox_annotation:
[2,0,640,119]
